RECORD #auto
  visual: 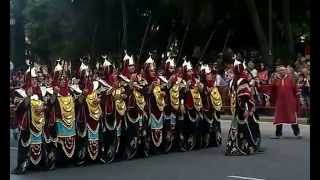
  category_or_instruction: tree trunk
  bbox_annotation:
[121,0,128,50]
[244,0,270,66]
[282,0,295,60]
[13,0,26,68]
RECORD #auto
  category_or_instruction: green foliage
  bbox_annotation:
[20,0,310,66]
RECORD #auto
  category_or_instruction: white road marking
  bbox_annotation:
[10,147,18,150]
[227,175,265,180]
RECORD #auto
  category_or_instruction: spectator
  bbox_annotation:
[271,65,301,139]
[257,63,269,85]
[247,60,258,78]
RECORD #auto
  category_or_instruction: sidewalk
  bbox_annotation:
[220,115,309,124]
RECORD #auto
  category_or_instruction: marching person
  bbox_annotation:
[12,61,48,174]
[199,64,222,148]
[75,57,103,165]
[181,59,203,151]
[44,59,77,169]
[270,65,301,139]
[225,56,262,156]
[144,58,166,154]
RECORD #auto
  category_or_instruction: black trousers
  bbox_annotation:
[276,124,300,136]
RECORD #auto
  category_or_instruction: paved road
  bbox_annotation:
[10,121,310,180]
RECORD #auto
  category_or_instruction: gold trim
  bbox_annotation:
[190,88,202,111]
[153,85,165,111]
[57,96,75,127]
[170,84,180,111]
[86,91,102,121]
[133,89,146,111]
[210,87,222,111]
[112,87,127,116]
[230,92,236,115]
[30,99,45,131]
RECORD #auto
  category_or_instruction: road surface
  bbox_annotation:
[10,120,310,180]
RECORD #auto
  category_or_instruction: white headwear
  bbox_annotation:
[182,56,188,67]
[204,64,211,74]
[54,59,63,72]
[128,55,135,65]
[26,67,37,78]
[185,61,192,70]
[80,62,88,73]
[165,57,175,67]
[145,55,154,65]
[10,61,14,71]
[102,55,111,67]
[123,50,130,62]
[233,54,242,66]
[25,59,37,77]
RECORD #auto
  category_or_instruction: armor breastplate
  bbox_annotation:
[112,87,126,116]
[133,89,145,111]
[153,85,165,111]
[57,96,75,128]
[190,88,202,111]
[30,99,45,132]
[169,84,180,111]
[210,87,222,111]
[86,91,102,121]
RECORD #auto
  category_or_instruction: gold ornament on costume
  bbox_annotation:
[86,91,102,121]
[190,88,202,111]
[153,84,165,111]
[170,84,180,111]
[112,87,126,116]
[57,96,75,128]
[210,87,222,111]
[230,91,236,115]
[133,89,146,111]
[30,99,45,132]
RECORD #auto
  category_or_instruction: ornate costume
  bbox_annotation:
[74,59,103,164]
[225,57,261,156]
[12,63,48,174]
[199,64,222,148]
[144,59,166,153]
[180,60,202,151]
[45,60,76,168]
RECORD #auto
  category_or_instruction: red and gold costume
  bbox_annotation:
[12,64,47,174]
[75,61,102,163]
[199,65,222,148]
[45,61,76,167]
[225,57,261,156]
[180,60,202,151]
[144,60,166,151]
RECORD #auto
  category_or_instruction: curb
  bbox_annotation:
[220,115,309,124]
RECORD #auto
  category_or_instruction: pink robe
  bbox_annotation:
[271,75,298,124]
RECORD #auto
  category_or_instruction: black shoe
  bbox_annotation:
[295,135,303,139]
[75,160,85,166]
[256,147,265,153]
[11,167,26,175]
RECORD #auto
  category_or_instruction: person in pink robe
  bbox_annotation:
[271,65,301,138]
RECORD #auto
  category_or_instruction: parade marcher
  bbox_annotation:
[160,54,177,153]
[225,56,262,156]
[12,61,48,174]
[144,58,166,153]
[121,53,149,159]
[44,59,77,169]
[181,59,203,151]
[98,56,118,162]
[74,57,103,165]
[270,65,301,139]
[199,64,222,148]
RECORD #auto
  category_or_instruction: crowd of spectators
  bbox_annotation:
[213,50,310,118]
